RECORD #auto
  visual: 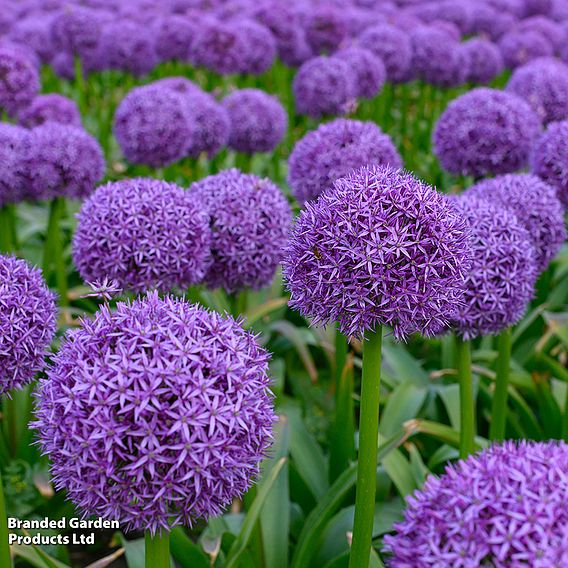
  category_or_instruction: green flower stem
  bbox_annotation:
[490,327,512,441]
[456,336,475,459]
[43,198,68,307]
[349,326,383,568]
[0,472,11,568]
[145,531,170,568]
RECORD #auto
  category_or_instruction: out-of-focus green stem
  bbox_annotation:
[349,326,382,568]
[490,327,511,441]
[145,531,170,568]
[43,198,68,307]
[456,336,475,459]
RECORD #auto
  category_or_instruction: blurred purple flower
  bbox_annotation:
[153,15,195,62]
[498,29,554,69]
[304,5,347,54]
[332,46,386,99]
[18,94,82,128]
[461,38,504,84]
[0,124,27,207]
[0,46,40,117]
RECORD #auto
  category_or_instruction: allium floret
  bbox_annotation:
[33,292,275,534]
[0,255,56,396]
[466,174,566,272]
[531,120,568,209]
[452,195,537,339]
[287,119,402,204]
[384,441,568,567]
[72,178,212,293]
[433,88,541,177]
[190,169,292,293]
[283,165,472,339]
[222,89,287,154]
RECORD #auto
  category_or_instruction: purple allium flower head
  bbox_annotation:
[0,124,27,207]
[506,57,568,125]
[451,196,537,338]
[498,29,554,69]
[461,38,505,84]
[113,85,193,167]
[96,21,157,76]
[182,91,229,158]
[252,2,314,67]
[469,4,517,40]
[151,76,202,96]
[189,19,247,75]
[189,169,292,293]
[293,56,356,119]
[18,94,82,128]
[516,16,564,52]
[551,0,568,20]
[433,88,541,177]
[33,292,274,534]
[153,15,195,62]
[531,120,568,209]
[222,89,287,154]
[357,24,412,83]
[50,52,76,81]
[304,5,347,54]
[22,123,105,201]
[409,27,466,87]
[0,46,40,118]
[407,0,472,33]
[384,441,568,567]
[73,179,212,293]
[0,255,56,396]
[283,165,471,339]
[332,46,386,99]
[466,174,566,272]
[288,119,402,203]
[236,19,277,75]
[7,15,56,63]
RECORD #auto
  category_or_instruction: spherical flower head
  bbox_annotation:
[190,169,292,293]
[357,24,412,83]
[452,195,537,339]
[332,47,386,100]
[409,27,466,87]
[462,38,505,84]
[384,441,568,567]
[551,0,568,20]
[0,255,56,396]
[0,124,27,207]
[174,91,227,159]
[73,178,212,293]
[236,19,277,75]
[113,84,193,167]
[96,21,157,76]
[23,123,105,201]
[433,88,541,178]
[531,120,568,209]
[7,15,56,63]
[222,89,287,154]
[33,292,275,534]
[293,56,356,119]
[151,76,202,96]
[466,174,566,272]
[18,94,82,128]
[469,4,517,40]
[516,16,564,52]
[304,5,347,55]
[498,29,553,69]
[153,15,196,62]
[189,19,247,75]
[0,46,40,118]
[287,119,402,203]
[506,57,568,125]
[283,165,472,339]
[407,0,472,33]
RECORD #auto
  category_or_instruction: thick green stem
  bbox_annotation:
[349,326,382,568]
[145,531,170,568]
[456,336,475,459]
[490,327,511,441]
[43,198,68,307]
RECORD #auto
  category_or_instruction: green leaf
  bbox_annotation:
[260,416,291,568]
[408,444,429,487]
[437,384,461,429]
[11,543,70,568]
[379,383,427,438]
[291,430,408,568]
[381,341,429,386]
[381,449,416,497]
[169,527,209,568]
[225,457,287,568]
[270,321,318,382]
[118,535,146,568]
[404,419,487,450]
